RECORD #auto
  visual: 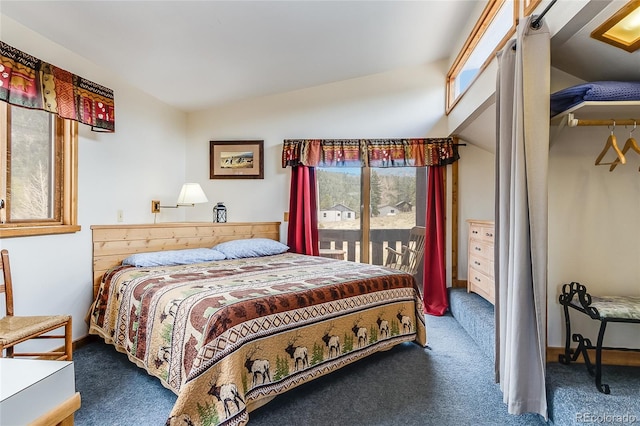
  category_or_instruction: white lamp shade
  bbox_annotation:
[176,183,208,205]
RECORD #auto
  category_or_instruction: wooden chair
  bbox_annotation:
[384,226,426,276]
[0,249,72,360]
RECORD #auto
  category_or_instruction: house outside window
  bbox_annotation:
[317,167,423,265]
[0,103,80,237]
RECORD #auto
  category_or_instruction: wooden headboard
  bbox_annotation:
[91,222,281,297]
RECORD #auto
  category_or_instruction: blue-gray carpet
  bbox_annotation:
[73,311,545,426]
[546,362,640,426]
[449,288,640,426]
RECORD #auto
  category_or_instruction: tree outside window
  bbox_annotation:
[0,103,79,237]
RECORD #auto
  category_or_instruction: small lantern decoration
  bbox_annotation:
[213,202,227,223]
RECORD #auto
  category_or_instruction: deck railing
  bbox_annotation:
[318,228,410,265]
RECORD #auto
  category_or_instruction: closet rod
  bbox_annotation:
[566,114,638,128]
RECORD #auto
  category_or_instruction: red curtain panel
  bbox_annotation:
[287,166,319,256]
[423,166,448,315]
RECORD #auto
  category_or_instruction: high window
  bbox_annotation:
[0,103,80,237]
[446,0,541,113]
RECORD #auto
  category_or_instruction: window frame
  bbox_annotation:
[0,103,80,238]
[445,0,542,114]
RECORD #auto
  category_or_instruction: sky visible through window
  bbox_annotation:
[453,0,514,100]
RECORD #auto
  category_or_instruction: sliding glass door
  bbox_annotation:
[317,167,363,261]
[317,166,426,265]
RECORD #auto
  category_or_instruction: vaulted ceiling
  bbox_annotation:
[2,0,636,140]
[0,0,479,112]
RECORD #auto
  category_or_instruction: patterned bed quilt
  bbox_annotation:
[88,252,427,425]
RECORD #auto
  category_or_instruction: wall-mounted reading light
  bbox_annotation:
[591,0,640,52]
[151,183,208,213]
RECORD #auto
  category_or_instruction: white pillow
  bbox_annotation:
[213,238,289,259]
[123,248,226,267]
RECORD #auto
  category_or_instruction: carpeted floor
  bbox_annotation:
[546,362,640,426]
[73,313,546,426]
[448,288,640,426]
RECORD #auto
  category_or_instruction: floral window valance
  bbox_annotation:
[282,138,459,168]
[0,40,115,132]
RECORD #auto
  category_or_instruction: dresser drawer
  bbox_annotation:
[469,240,493,260]
[469,253,494,277]
[479,226,494,244]
[468,267,495,304]
[469,222,494,244]
[469,223,483,241]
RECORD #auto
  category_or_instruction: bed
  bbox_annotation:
[88,222,427,426]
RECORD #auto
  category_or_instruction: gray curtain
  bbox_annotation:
[495,15,549,419]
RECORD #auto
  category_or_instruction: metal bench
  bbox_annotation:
[558,281,640,394]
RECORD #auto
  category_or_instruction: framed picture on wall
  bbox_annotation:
[209,140,264,179]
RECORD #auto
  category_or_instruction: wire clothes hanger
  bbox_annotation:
[609,121,640,172]
[595,120,626,166]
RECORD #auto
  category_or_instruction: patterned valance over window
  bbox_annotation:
[282,138,459,168]
[0,40,115,132]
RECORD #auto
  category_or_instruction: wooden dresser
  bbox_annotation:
[467,220,495,304]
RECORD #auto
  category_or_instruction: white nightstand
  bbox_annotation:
[0,358,80,426]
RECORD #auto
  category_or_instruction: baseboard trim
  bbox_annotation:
[47,335,99,359]
[451,279,467,289]
[547,346,640,367]
[72,334,100,350]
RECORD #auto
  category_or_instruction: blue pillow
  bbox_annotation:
[213,238,289,259]
[122,248,226,267]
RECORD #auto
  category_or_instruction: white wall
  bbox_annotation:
[185,63,451,239]
[457,144,495,281]
[548,125,640,350]
[0,17,188,349]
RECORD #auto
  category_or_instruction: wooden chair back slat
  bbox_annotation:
[0,249,72,360]
[384,226,426,276]
[1,249,14,316]
[404,227,426,275]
